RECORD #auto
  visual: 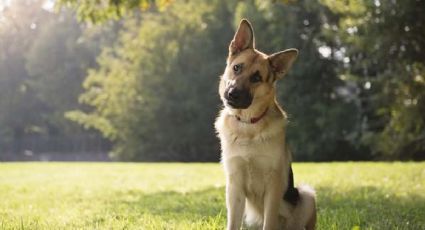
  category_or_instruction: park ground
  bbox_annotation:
[0,162,424,229]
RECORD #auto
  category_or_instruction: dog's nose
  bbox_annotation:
[228,88,240,100]
[224,87,253,109]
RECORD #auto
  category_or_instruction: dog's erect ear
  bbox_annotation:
[268,49,298,79]
[229,19,254,55]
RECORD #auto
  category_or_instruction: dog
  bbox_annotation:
[215,19,316,230]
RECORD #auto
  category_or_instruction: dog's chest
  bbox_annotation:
[216,111,288,195]
[244,151,280,196]
[223,135,286,192]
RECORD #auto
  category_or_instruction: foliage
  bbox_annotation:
[57,0,174,22]
[57,0,296,23]
[232,0,361,160]
[68,0,363,161]
[67,0,232,160]
[322,0,425,159]
[25,10,98,136]
[1,0,423,161]
[0,162,424,229]
[0,0,46,151]
[0,1,106,154]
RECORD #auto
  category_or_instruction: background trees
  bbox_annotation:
[67,0,232,161]
[321,0,425,160]
[1,0,423,161]
[0,0,108,158]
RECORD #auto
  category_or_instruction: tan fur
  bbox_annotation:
[215,19,316,230]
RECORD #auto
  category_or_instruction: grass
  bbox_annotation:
[0,162,424,229]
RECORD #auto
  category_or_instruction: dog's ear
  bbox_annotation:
[268,49,298,79]
[229,19,255,55]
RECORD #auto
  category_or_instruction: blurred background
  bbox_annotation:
[0,0,424,162]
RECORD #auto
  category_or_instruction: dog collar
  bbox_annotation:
[235,108,269,124]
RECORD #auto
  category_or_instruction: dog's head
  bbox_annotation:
[219,19,298,110]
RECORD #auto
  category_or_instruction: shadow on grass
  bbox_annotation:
[315,185,425,229]
[92,187,226,226]
[93,186,424,229]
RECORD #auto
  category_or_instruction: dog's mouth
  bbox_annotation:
[226,98,252,109]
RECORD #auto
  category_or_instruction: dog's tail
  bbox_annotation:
[290,184,316,230]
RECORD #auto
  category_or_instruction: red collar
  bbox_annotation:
[235,108,269,124]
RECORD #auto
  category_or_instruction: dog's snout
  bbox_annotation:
[224,87,253,109]
[227,88,240,100]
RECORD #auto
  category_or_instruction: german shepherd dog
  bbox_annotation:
[215,19,316,230]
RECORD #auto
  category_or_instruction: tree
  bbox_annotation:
[61,0,424,161]
[67,0,233,161]
[323,0,425,160]
[0,0,49,153]
[67,0,362,161]
[232,0,361,160]
[0,1,108,156]
[57,0,172,22]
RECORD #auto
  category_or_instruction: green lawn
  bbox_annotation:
[0,162,424,229]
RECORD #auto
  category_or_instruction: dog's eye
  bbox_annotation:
[233,63,243,74]
[250,71,262,83]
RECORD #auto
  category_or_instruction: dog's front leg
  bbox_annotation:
[263,172,284,230]
[226,173,245,230]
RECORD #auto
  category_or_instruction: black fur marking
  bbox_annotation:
[283,164,300,206]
